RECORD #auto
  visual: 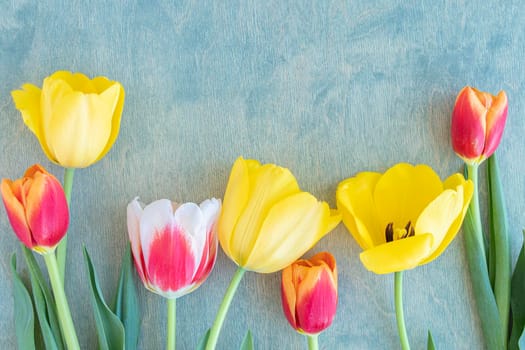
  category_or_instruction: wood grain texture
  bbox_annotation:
[1,0,525,348]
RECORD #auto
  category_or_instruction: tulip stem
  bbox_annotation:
[57,167,75,284]
[466,164,486,262]
[206,266,246,350]
[394,271,410,350]
[306,334,319,350]
[166,298,176,350]
[43,251,80,350]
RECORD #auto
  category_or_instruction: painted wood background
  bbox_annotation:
[1,1,524,348]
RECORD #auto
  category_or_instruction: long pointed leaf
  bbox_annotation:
[509,230,525,349]
[112,243,140,350]
[10,254,36,350]
[195,329,210,350]
[22,247,65,350]
[488,154,511,347]
[427,330,436,350]
[463,204,504,349]
[239,330,253,350]
[29,272,59,350]
[83,247,125,350]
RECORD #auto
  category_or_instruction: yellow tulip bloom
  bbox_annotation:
[336,163,473,274]
[11,71,125,168]
[218,157,341,273]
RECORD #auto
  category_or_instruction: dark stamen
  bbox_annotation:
[385,222,394,242]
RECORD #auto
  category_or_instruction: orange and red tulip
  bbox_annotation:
[1,164,69,254]
[451,86,508,164]
[281,252,338,335]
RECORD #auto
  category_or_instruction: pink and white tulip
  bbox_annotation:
[127,197,221,299]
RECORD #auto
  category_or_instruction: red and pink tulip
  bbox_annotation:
[451,86,508,164]
[281,252,338,335]
[1,164,69,254]
[127,197,221,299]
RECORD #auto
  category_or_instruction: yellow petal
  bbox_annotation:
[50,71,98,93]
[218,157,252,262]
[336,172,382,249]
[243,192,330,273]
[421,175,473,264]
[415,187,464,250]
[374,163,443,232]
[43,80,121,167]
[94,82,125,163]
[360,233,434,274]
[11,84,56,162]
[230,161,300,267]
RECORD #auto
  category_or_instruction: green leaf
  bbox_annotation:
[83,247,125,350]
[112,243,140,350]
[22,247,64,350]
[488,154,511,347]
[463,200,505,349]
[239,330,253,350]
[10,253,36,350]
[427,330,436,350]
[509,230,525,350]
[29,272,60,350]
[195,329,210,350]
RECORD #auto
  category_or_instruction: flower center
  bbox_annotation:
[385,221,415,243]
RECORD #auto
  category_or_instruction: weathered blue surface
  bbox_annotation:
[1,1,524,348]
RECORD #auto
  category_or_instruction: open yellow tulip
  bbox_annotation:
[219,157,341,273]
[11,71,125,168]
[337,163,473,274]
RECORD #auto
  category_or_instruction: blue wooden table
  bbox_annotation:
[1,1,524,348]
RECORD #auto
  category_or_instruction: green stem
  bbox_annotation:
[306,333,319,350]
[206,266,246,350]
[488,154,510,349]
[166,298,176,350]
[43,252,80,350]
[466,164,486,262]
[394,271,410,350]
[57,168,75,284]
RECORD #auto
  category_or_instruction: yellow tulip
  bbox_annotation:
[218,157,341,273]
[11,71,125,168]
[336,163,473,274]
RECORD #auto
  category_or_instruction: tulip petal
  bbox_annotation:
[42,78,120,167]
[359,233,434,274]
[174,202,206,272]
[451,87,487,161]
[24,171,69,248]
[228,159,300,267]
[295,265,337,334]
[336,172,382,249]
[192,199,220,283]
[127,198,147,283]
[1,179,34,248]
[483,90,508,159]
[219,157,251,261]
[415,187,463,251]
[140,199,196,293]
[421,176,473,264]
[281,265,298,330]
[374,164,443,233]
[11,84,56,162]
[243,192,329,273]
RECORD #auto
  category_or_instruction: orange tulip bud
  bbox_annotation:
[451,86,508,164]
[281,252,338,335]
[1,164,69,254]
